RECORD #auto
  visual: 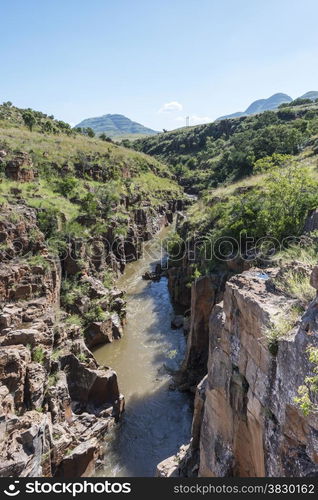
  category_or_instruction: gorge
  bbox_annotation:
[1,98,318,478]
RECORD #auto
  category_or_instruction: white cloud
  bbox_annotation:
[175,115,212,126]
[159,101,183,113]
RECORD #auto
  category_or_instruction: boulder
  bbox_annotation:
[60,354,122,417]
[85,315,122,349]
[54,439,99,478]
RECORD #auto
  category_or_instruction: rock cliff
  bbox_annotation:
[0,196,178,477]
[158,267,318,477]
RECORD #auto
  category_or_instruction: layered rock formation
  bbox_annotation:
[158,267,318,477]
[0,196,179,477]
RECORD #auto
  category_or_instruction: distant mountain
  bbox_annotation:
[75,114,158,138]
[299,91,318,101]
[217,93,292,120]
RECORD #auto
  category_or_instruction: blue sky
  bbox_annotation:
[1,0,318,130]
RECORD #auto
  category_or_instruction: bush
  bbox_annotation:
[65,314,83,327]
[274,270,315,304]
[295,347,318,416]
[32,346,45,364]
[54,177,77,198]
[77,353,88,363]
[83,303,108,326]
[265,305,301,355]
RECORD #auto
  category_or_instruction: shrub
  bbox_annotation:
[51,349,61,361]
[65,314,83,327]
[274,270,315,304]
[32,346,45,364]
[77,353,88,363]
[83,304,108,326]
[295,347,318,416]
[22,110,36,131]
[102,270,114,289]
[265,305,302,355]
[54,177,77,198]
[48,373,59,387]
[27,254,51,271]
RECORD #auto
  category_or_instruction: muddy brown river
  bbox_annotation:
[93,227,192,477]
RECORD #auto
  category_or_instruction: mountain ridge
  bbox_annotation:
[217,93,293,120]
[75,113,158,138]
[217,91,318,121]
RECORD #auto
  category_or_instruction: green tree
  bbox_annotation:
[86,127,95,138]
[41,120,53,134]
[55,176,77,197]
[22,111,36,131]
[81,192,99,215]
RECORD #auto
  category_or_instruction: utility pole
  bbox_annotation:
[186,116,189,127]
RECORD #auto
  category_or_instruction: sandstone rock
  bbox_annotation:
[156,444,193,477]
[0,345,31,414]
[167,266,192,307]
[25,363,47,410]
[60,354,122,417]
[5,152,34,182]
[85,319,114,348]
[0,327,52,348]
[181,274,227,384]
[0,205,44,260]
[71,339,98,369]
[196,269,318,477]
[54,438,99,477]
[85,313,122,349]
[0,411,52,477]
[14,284,32,300]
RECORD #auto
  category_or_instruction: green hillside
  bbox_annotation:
[133,100,318,193]
[0,102,181,239]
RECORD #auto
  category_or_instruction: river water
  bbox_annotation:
[93,227,192,477]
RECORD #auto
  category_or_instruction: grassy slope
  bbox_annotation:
[0,105,181,241]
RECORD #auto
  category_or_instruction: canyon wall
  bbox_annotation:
[158,267,318,477]
[0,199,179,477]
